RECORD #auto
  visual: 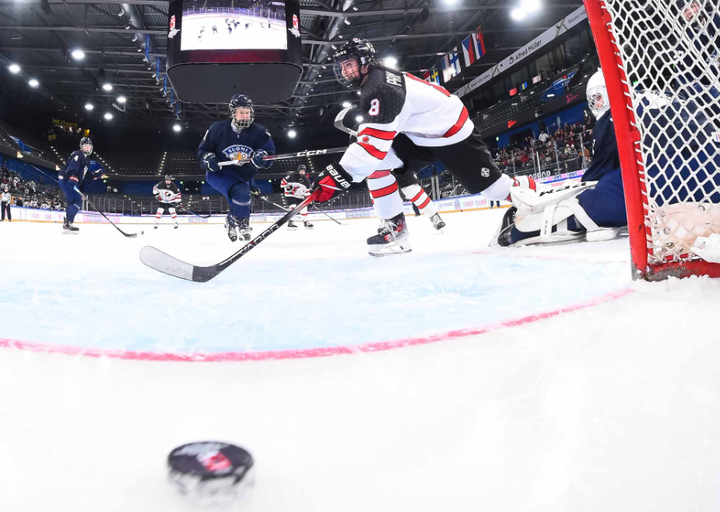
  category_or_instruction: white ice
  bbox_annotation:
[2,208,720,512]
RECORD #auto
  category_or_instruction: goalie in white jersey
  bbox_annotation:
[309,38,534,255]
[153,175,181,229]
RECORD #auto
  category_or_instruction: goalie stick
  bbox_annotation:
[139,195,314,282]
[218,146,347,168]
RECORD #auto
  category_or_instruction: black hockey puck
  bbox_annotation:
[167,441,254,506]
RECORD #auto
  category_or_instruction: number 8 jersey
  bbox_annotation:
[339,66,473,180]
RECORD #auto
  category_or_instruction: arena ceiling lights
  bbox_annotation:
[511,0,542,21]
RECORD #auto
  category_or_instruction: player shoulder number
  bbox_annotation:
[74,155,79,161]
[368,98,380,116]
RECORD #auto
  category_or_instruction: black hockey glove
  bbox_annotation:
[310,163,353,203]
[250,187,261,197]
[251,150,272,169]
[201,152,220,173]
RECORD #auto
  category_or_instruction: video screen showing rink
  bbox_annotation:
[180,0,287,51]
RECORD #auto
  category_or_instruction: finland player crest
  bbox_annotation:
[481,167,490,178]
[222,144,254,162]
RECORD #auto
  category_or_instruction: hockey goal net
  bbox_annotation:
[584,0,720,280]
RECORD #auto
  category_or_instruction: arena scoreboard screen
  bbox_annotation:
[166,0,302,103]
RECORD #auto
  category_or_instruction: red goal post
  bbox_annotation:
[584,0,720,281]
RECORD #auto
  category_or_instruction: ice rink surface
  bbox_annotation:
[2,208,720,511]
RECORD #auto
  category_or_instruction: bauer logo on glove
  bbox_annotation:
[311,164,353,203]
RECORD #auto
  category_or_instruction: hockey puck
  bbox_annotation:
[167,441,254,507]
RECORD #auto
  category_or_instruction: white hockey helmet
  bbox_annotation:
[586,69,610,120]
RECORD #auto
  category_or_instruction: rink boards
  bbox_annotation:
[6,170,584,226]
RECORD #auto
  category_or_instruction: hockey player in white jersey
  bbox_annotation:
[153,175,182,229]
[333,106,445,254]
[310,38,534,255]
[281,164,313,230]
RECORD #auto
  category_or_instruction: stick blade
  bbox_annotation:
[139,246,196,281]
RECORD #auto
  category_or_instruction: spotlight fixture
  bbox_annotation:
[28,79,39,87]
[342,101,352,108]
[355,115,364,123]
[288,129,297,139]
[85,103,94,111]
[71,49,85,60]
[8,64,20,74]
[102,83,113,91]
[117,95,126,104]
[173,124,182,132]
[104,112,113,120]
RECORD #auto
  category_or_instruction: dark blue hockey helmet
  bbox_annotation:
[229,94,254,129]
[165,174,173,182]
[79,136,93,156]
[333,38,376,88]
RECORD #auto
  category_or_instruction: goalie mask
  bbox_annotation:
[229,94,254,132]
[333,38,376,88]
[79,137,93,157]
[586,70,610,120]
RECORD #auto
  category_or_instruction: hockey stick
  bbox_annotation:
[178,205,211,219]
[311,205,343,226]
[83,194,138,238]
[139,195,315,282]
[218,146,347,168]
[29,164,137,238]
[255,194,343,225]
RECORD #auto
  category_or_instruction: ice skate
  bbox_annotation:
[226,215,239,242]
[303,221,314,230]
[430,213,446,231]
[238,216,252,241]
[367,212,411,256]
[287,220,298,231]
[62,217,79,234]
[173,222,178,230]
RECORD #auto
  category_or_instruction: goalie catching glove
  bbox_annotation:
[310,163,353,203]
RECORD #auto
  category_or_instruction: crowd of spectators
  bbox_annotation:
[494,115,597,176]
[1,165,65,210]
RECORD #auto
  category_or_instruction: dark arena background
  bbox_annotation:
[2,1,720,511]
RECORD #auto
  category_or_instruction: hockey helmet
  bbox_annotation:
[586,70,610,120]
[165,174,173,182]
[297,164,307,174]
[229,94,254,130]
[79,136,93,156]
[333,38,376,88]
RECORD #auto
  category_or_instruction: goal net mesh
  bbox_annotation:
[597,0,720,264]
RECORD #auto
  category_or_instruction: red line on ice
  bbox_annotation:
[0,288,633,362]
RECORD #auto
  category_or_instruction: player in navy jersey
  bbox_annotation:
[494,69,628,246]
[197,94,274,242]
[58,137,103,234]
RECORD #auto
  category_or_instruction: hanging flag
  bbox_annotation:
[461,36,476,68]
[145,35,150,64]
[442,49,460,83]
[473,27,486,60]
[429,68,440,85]
[462,27,487,68]
[422,70,431,81]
